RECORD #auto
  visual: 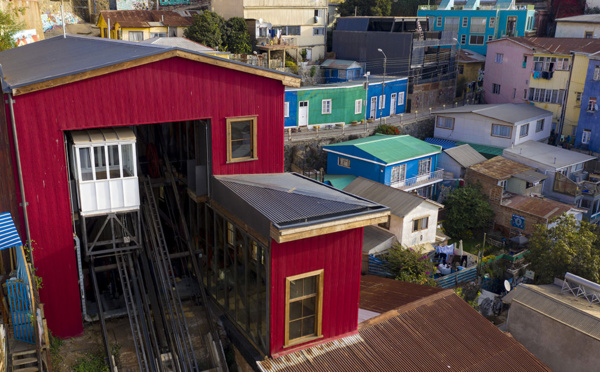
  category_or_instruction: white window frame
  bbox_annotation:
[588,97,597,112]
[391,164,406,183]
[582,130,592,144]
[489,17,496,28]
[594,65,600,81]
[398,91,405,105]
[379,95,385,109]
[495,53,504,63]
[322,99,332,114]
[492,124,512,138]
[418,158,431,176]
[355,99,362,114]
[313,27,325,36]
[436,116,455,129]
[284,102,290,118]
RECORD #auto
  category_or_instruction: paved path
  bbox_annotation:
[285,100,471,142]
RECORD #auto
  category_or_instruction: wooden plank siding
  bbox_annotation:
[270,228,363,356]
[6,56,286,338]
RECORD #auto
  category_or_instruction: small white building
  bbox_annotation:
[555,14,600,39]
[432,104,553,149]
[70,128,139,216]
[344,177,443,250]
[439,144,487,179]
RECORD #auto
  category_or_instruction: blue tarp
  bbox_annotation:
[0,212,22,250]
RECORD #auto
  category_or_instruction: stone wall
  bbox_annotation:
[408,79,456,113]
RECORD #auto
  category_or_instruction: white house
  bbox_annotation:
[432,103,553,149]
[211,0,327,61]
[439,144,487,178]
[344,177,443,249]
[503,140,596,205]
[555,14,600,39]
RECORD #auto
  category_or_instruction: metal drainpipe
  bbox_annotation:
[74,234,93,322]
[6,89,33,257]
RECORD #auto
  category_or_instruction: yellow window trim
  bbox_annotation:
[226,116,258,163]
[284,269,324,348]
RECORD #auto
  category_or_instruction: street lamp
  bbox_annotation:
[377,48,387,125]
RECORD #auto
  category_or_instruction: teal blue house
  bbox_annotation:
[323,134,443,198]
[417,0,536,55]
[285,77,408,128]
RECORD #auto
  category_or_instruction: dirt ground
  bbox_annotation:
[53,301,212,371]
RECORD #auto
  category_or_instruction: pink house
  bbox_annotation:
[483,39,532,104]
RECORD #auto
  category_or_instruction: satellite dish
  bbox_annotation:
[504,280,511,292]
[259,18,263,25]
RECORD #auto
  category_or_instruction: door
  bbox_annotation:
[506,16,517,37]
[298,101,309,126]
[390,93,397,116]
[370,97,377,119]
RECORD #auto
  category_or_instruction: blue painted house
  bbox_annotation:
[321,59,364,84]
[575,58,600,152]
[284,77,408,128]
[323,134,444,198]
[417,0,536,55]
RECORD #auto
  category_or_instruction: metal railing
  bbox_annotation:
[390,169,444,190]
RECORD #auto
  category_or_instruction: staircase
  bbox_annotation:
[12,348,38,372]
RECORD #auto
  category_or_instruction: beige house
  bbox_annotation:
[555,14,600,39]
[211,0,327,61]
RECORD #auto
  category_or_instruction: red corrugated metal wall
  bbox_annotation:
[9,57,285,338]
[269,228,363,355]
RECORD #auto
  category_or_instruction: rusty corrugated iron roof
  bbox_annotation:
[469,156,533,181]
[258,278,550,371]
[498,37,600,55]
[360,275,445,314]
[501,194,578,219]
[99,10,193,29]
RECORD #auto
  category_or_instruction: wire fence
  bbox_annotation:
[285,99,475,142]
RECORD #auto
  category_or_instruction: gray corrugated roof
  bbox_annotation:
[503,141,596,170]
[213,173,388,229]
[362,225,396,254]
[556,14,600,23]
[141,37,231,56]
[0,34,297,93]
[432,103,552,125]
[443,144,487,168]
[344,177,442,218]
[513,169,549,183]
[504,284,600,339]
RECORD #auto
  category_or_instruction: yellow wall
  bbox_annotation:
[529,53,571,127]
[459,62,483,83]
[563,54,589,138]
[97,15,186,41]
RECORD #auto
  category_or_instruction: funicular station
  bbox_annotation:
[0,35,391,371]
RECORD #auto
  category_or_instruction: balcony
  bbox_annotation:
[390,169,444,191]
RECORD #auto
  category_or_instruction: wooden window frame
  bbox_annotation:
[491,123,512,138]
[338,157,351,168]
[412,216,429,232]
[226,116,258,163]
[284,269,324,348]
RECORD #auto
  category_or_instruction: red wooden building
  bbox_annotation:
[0,35,390,368]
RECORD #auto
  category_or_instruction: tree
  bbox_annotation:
[443,184,494,239]
[224,17,251,54]
[527,214,600,284]
[184,11,226,49]
[390,0,429,18]
[0,4,24,51]
[338,0,392,17]
[384,243,438,286]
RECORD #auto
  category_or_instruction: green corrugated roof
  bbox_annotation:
[325,134,442,164]
[324,174,357,190]
[456,142,504,159]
